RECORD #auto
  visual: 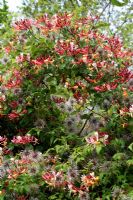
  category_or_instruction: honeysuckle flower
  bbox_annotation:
[51,95,66,104]
[85,132,99,145]
[4,46,11,54]
[85,131,109,146]
[11,135,38,145]
[42,171,66,187]
[0,94,6,102]
[94,82,118,92]
[31,56,53,66]
[67,182,81,194]
[0,136,7,146]
[16,54,30,63]
[13,19,33,31]
[8,112,20,120]
[9,101,19,109]
[81,172,99,187]
[7,167,27,179]
[119,107,129,116]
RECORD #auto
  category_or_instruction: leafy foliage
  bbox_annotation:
[0,8,133,200]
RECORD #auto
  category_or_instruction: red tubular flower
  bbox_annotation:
[3,148,12,155]
[0,136,7,146]
[94,85,106,92]
[31,56,53,66]
[42,172,54,181]
[119,107,129,116]
[76,81,86,89]
[16,54,30,63]
[52,96,65,104]
[11,135,38,145]
[86,132,109,146]
[10,101,19,109]
[73,91,82,101]
[68,183,81,193]
[0,95,6,102]
[5,70,23,89]
[4,46,11,54]
[14,19,33,31]
[16,195,28,200]
[84,76,97,83]
[8,112,20,120]
[52,13,72,28]
[42,171,66,187]
[37,13,72,30]
[118,67,133,83]
[94,82,118,92]
[81,172,99,187]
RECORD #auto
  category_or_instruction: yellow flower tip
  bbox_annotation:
[95,176,99,181]
[95,141,100,145]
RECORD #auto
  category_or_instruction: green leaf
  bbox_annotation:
[128,143,133,152]
[110,0,128,6]
[95,22,110,28]
[113,153,125,160]
[127,159,133,166]
[96,144,103,154]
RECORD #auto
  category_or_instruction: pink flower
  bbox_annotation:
[68,183,81,193]
[94,82,118,92]
[0,136,7,146]
[85,132,109,146]
[11,135,38,145]
[81,172,99,187]
[42,172,54,182]
[31,56,53,66]
[8,112,20,120]
[52,96,65,104]
[42,171,66,187]
[14,19,33,31]
[10,101,19,109]
[118,67,133,83]
[16,54,30,63]
[4,46,11,54]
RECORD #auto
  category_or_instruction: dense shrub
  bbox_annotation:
[0,13,133,199]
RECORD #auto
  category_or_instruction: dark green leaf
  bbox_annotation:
[110,0,128,6]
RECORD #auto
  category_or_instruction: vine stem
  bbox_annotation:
[78,118,89,136]
[78,107,94,136]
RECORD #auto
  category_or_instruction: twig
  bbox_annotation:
[78,118,88,136]
[91,2,110,29]
[96,2,110,22]
[78,106,94,136]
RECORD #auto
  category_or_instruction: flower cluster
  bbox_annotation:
[11,135,38,145]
